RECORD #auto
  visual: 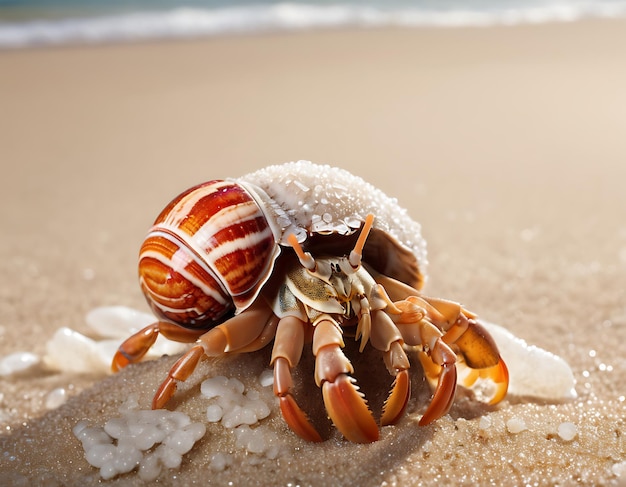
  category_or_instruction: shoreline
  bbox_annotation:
[0,10,626,52]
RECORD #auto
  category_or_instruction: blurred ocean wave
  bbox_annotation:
[2,1,626,48]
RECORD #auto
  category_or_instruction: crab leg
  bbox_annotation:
[374,274,509,406]
[314,317,379,443]
[152,300,276,409]
[111,321,207,372]
[367,309,412,426]
[384,298,459,425]
[439,313,509,403]
[271,316,323,442]
[416,339,458,425]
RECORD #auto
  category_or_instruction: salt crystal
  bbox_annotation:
[73,420,89,436]
[138,452,161,482]
[234,425,268,454]
[557,422,577,441]
[112,445,142,473]
[206,404,223,422]
[421,440,432,453]
[75,426,113,448]
[165,427,201,455]
[612,461,626,478]
[157,445,182,469]
[85,444,117,468]
[100,462,119,480]
[478,416,492,430]
[228,377,245,394]
[44,387,67,409]
[103,418,126,439]
[222,404,258,428]
[132,427,162,451]
[506,417,527,434]
[200,376,231,398]
[119,395,140,413]
[0,351,40,376]
[210,452,230,472]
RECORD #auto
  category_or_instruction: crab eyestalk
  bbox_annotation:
[288,233,316,271]
[348,213,374,270]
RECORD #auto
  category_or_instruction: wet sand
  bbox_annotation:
[1,20,625,485]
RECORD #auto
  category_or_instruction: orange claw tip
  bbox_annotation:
[111,352,131,373]
[322,375,379,443]
[279,395,323,442]
[418,364,457,427]
[152,378,177,410]
[381,369,411,427]
[487,358,510,405]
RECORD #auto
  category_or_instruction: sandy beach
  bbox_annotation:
[1,19,625,485]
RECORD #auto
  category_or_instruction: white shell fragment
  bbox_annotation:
[483,321,577,400]
[43,306,189,374]
[73,396,206,481]
[44,327,107,373]
[0,351,40,376]
[85,305,155,337]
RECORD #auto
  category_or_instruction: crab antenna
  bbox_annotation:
[349,213,375,269]
[288,233,316,271]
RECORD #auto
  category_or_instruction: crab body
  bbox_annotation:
[112,161,509,443]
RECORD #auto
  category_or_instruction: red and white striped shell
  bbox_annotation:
[139,160,428,330]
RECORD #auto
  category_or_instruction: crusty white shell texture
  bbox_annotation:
[238,160,428,288]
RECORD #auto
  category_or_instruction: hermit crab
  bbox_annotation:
[112,161,509,443]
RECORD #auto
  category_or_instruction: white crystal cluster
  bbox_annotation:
[238,160,428,271]
[73,396,206,481]
[201,376,271,428]
[200,373,282,460]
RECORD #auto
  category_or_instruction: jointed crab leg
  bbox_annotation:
[271,315,323,442]
[151,300,277,409]
[314,317,379,443]
[112,321,208,372]
[439,313,509,404]
[374,273,509,407]
[368,309,412,426]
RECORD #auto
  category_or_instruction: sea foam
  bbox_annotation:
[2,2,626,48]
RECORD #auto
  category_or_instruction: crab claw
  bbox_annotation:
[416,337,459,426]
[112,323,160,372]
[273,356,323,442]
[418,361,457,426]
[459,357,509,405]
[454,320,502,369]
[452,319,509,404]
[322,374,379,443]
[381,369,411,426]
[279,394,323,443]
